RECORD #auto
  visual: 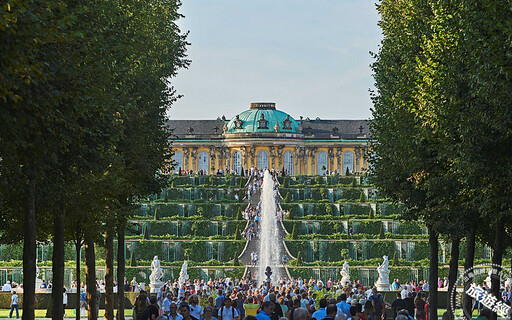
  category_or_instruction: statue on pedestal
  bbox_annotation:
[149,256,164,293]
[376,255,390,291]
[35,259,43,289]
[179,261,189,286]
[340,261,350,285]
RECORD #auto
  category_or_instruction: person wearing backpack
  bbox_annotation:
[218,297,239,320]
[368,288,387,320]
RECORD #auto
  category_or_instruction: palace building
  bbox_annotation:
[167,102,370,175]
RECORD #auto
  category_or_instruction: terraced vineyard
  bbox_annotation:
[0,174,497,287]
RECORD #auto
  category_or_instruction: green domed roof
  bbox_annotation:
[226,103,300,133]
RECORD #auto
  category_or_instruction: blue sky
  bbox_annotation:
[169,1,382,120]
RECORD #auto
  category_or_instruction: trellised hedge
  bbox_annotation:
[130,240,246,263]
[285,240,431,262]
[133,203,246,219]
[127,220,247,237]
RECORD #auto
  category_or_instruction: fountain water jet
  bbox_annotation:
[257,170,283,285]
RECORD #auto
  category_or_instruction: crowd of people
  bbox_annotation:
[125,276,438,320]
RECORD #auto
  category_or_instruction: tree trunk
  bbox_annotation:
[75,235,82,320]
[52,204,65,320]
[22,178,36,320]
[446,237,460,320]
[490,219,506,320]
[428,228,438,320]
[85,236,97,320]
[463,228,476,320]
[116,226,126,320]
[104,225,114,320]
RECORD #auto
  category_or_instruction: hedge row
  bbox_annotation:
[127,220,247,237]
[127,240,246,263]
[168,176,248,188]
[280,203,403,218]
[133,203,247,219]
[278,175,369,187]
[286,240,428,262]
[282,220,424,236]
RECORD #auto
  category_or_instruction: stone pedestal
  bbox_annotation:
[149,282,163,293]
[376,281,390,291]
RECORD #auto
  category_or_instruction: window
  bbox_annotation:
[232,151,242,174]
[198,151,209,173]
[257,150,269,169]
[343,151,354,174]
[173,151,183,174]
[284,151,293,175]
[317,151,328,175]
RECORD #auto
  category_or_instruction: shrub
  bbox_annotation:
[359,191,365,203]
[283,177,290,188]
[345,167,350,176]
[130,251,137,267]
[235,209,243,221]
[296,251,303,266]
[284,192,291,203]
[379,224,385,239]
[392,251,399,266]
[143,225,150,240]
[291,225,298,240]
[234,226,241,240]
[154,207,159,220]
[351,178,356,187]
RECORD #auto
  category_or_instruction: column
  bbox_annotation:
[336,147,342,174]
[183,148,190,172]
[355,146,361,172]
[269,146,276,169]
[191,147,197,172]
[328,147,334,173]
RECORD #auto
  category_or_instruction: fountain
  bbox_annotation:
[257,170,283,285]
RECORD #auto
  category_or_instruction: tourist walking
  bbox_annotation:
[9,290,19,319]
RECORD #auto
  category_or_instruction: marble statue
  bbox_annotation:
[36,259,40,279]
[376,255,390,291]
[340,261,350,284]
[149,256,164,284]
[377,255,390,284]
[179,260,189,286]
[35,259,43,289]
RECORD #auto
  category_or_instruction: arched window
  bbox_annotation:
[343,151,354,175]
[198,151,209,173]
[173,151,183,174]
[284,151,293,175]
[257,150,269,169]
[232,151,242,174]
[317,151,328,175]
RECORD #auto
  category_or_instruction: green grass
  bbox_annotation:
[0,309,115,318]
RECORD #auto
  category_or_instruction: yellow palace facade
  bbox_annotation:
[167,102,370,175]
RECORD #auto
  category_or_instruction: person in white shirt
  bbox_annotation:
[218,297,239,320]
[3,281,12,292]
[422,282,429,291]
[189,294,203,319]
[400,287,407,299]
[63,288,68,317]
[163,293,173,315]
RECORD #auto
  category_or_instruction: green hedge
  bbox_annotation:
[285,240,431,262]
[129,240,245,263]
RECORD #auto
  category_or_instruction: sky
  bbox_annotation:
[168,1,382,121]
